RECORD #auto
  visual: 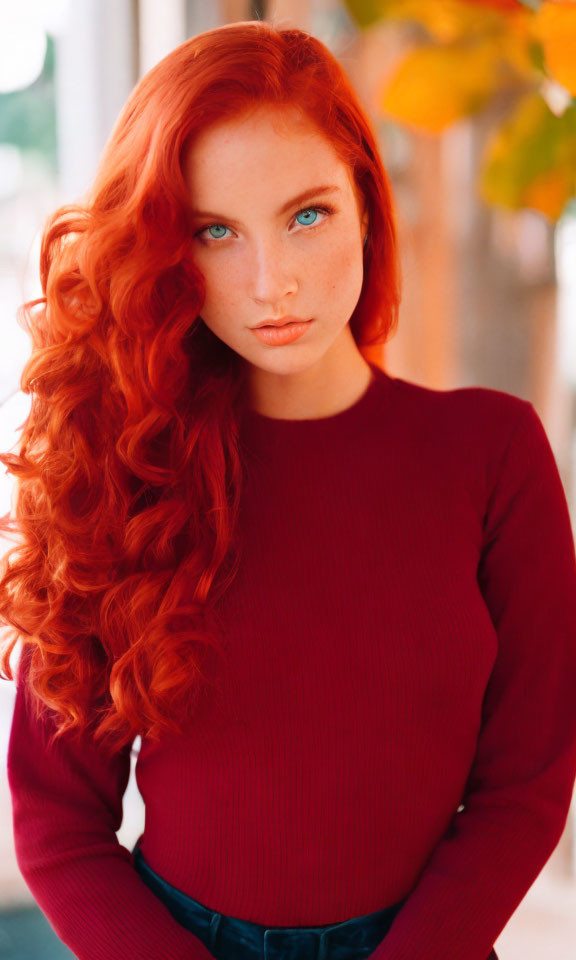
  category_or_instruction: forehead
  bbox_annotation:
[183,105,356,199]
[187,103,330,156]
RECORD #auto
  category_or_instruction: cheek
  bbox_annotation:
[319,236,363,292]
[198,258,224,295]
[197,258,240,314]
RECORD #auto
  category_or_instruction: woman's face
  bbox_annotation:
[183,104,369,377]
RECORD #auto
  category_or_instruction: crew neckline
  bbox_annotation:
[239,361,394,434]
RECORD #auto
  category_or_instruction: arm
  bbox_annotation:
[372,400,576,960]
[8,650,214,960]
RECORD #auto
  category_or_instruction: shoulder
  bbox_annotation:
[382,374,542,497]
[387,373,533,451]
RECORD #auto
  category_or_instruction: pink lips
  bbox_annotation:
[251,319,314,346]
[253,315,309,329]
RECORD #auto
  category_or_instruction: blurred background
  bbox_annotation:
[0,0,575,957]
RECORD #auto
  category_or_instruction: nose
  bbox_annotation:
[251,238,298,305]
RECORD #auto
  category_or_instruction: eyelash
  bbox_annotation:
[194,204,336,244]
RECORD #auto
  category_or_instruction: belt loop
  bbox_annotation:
[317,928,329,960]
[208,911,222,955]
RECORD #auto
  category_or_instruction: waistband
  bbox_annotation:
[131,841,409,960]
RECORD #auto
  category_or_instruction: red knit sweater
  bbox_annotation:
[8,362,576,960]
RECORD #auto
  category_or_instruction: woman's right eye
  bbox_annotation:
[195,223,231,243]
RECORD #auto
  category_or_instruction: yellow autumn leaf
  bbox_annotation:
[531,0,576,95]
[379,39,503,132]
[345,0,538,81]
[494,7,538,80]
[381,0,511,39]
[346,0,529,40]
[399,0,536,81]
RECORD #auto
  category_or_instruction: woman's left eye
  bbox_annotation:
[194,204,335,243]
[292,205,334,229]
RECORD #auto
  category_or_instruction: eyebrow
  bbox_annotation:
[190,184,342,224]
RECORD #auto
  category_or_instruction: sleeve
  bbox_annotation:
[7,649,214,960]
[371,400,576,960]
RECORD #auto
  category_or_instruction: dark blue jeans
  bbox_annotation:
[131,841,498,960]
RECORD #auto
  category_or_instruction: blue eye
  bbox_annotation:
[205,223,229,240]
[194,204,334,244]
[295,207,321,226]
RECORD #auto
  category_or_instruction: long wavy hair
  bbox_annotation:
[0,18,401,755]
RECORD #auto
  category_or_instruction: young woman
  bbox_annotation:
[3,18,576,960]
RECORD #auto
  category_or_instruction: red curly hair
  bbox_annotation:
[0,19,401,755]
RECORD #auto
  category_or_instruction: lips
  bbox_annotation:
[251,319,313,345]
[253,316,309,328]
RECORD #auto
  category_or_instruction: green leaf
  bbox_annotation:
[341,0,385,28]
[480,92,576,218]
